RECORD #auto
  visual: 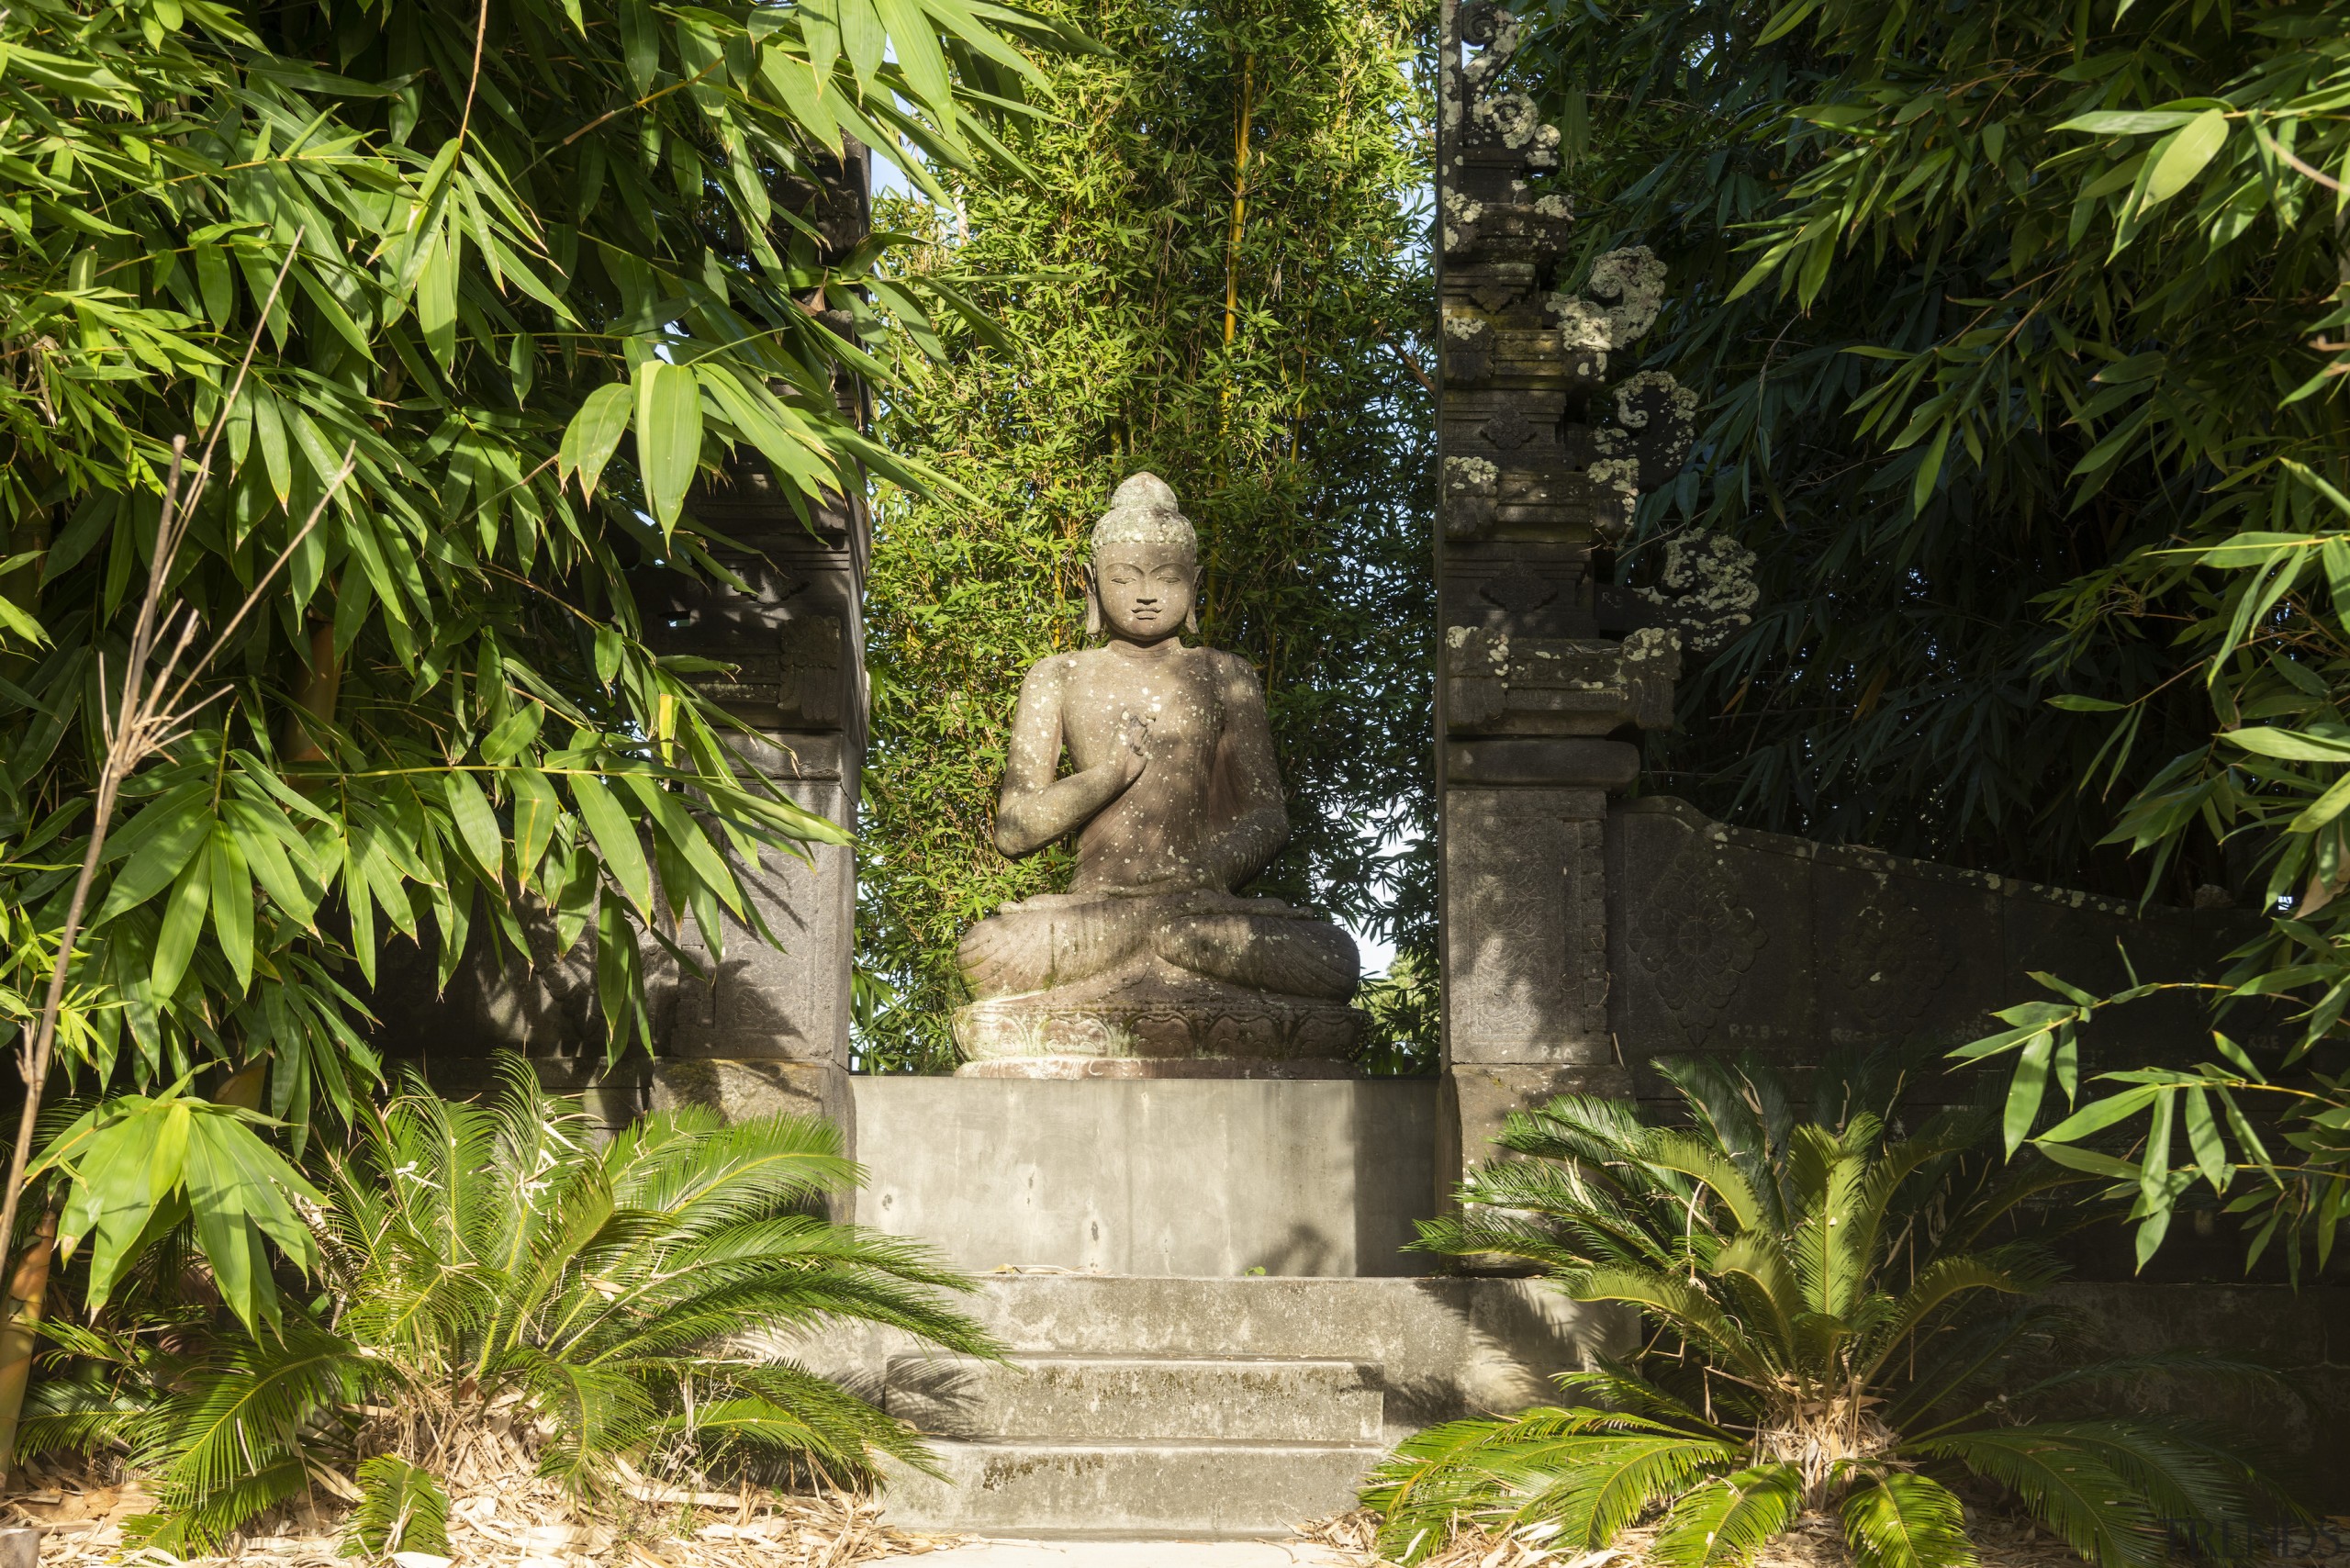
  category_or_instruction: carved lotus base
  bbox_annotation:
[952,960,1365,1079]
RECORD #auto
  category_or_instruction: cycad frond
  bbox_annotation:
[126,1055,993,1537]
[129,1456,312,1554]
[2004,1350,2285,1403]
[1707,1233,1801,1363]
[1509,1434,1741,1551]
[668,1361,939,1475]
[1572,1265,1774,1383]
[612,1112,853,1229]
[1909,1427,2161,1568]
[1550,1362,1723,1433]
[1841,1471,1975,1568]
[132,1319,365,1502]
[1652,1055,1794,1226]
[344,1454,451,1558]
[1364,1417,1737,1565]
[1652,1462,1803,1567]
[1855,1252,2042,1383]
[1647,1130,1771,1233]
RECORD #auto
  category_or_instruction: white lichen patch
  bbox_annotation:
[1614,369,1698,429]
[1636,531,1760,654]
[1547,246,1669,351]
[1534,193,1572,219]
[1442,310,1489,340]
[1622,625,1680,663]
[1445,455,1498,492]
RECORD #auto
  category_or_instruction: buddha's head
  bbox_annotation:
[1085,472,1198,645]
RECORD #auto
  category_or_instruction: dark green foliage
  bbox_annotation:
[0,0,1067,1126]
[1364,1057,2292,1565]
[856,0,1437,1071]
[1514,0,2350,1274]
[1508,0,2345,897]
[115,1058,993,1550]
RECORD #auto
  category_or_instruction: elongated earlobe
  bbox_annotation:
[1083,567,1102,640]
[1184,603,1199,635]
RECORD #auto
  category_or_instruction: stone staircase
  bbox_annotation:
[853,1276,1623,1540]
[880,1351,1389,1537]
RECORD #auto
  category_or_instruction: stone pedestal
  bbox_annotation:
[954,961,1363,1079]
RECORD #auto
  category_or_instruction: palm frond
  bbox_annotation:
[1652,1462,1803,1567]
[1909,1428,2162,1568]
[344,1454,451,1559]
[1841,1471,1975,1568]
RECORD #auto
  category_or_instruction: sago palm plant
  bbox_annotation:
[1364,1057,2291,1568]
[118,1057,993,1550]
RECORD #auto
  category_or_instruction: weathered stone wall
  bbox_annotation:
[1606,797,2241,1090]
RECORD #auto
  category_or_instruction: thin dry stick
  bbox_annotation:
[0,238,321,1262]
[457,0,492,147]
[0,448,354,1261]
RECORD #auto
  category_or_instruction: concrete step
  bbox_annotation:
[796,1274,1628,1443]
[887,1354,1382,1443]
[880,1439,1386,1538]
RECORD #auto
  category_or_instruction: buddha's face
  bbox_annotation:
[1092,545,1197,644]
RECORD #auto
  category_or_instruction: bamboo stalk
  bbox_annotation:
[1223,53,1255,350]
[0,1209,56,1484]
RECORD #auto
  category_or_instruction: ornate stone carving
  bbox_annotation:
[1833,885,1962,1033]
[1444,789,1610,1063]
[1625,846,1765,1037]
[953,475,1365,1077]
[1636,530,1759,655]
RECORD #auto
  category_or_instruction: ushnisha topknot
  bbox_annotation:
[1089,471,1197,555]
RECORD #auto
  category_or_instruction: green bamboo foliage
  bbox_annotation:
[0,0,1079,1127]
[1506,0,2349,893]
[856,0,1436,1071]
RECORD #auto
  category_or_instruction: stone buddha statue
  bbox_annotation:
[951,474,1366,1077]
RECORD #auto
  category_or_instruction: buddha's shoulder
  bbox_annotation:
[1196,645,1263,686]
[1019,650,1088,687]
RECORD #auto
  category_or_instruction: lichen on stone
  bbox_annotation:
[1472,91,1548,152]
[1445,455,1498,492]
[1547,246,1669,352]
[1614,369,1696,429]
[1635,530,1760,654]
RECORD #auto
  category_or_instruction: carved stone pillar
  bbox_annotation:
[633,145,871,1145]
[1434,2,1695,1191]
[637,475,865,1139]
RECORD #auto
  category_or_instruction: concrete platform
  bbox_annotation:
[849,1077,1438,1276]
[889,1355,1383,1442]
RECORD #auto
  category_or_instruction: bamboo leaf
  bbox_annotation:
[635,360,703,532]
[572,775,654,917]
